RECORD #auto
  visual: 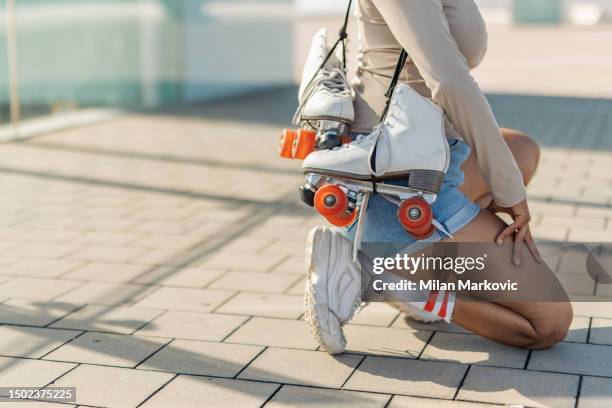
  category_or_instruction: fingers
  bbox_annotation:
[496,222,519,246]
[512,224,529,266]
[525,230,543,264]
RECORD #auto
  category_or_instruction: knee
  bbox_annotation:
[525,304,573,350]
[504,130,541,184]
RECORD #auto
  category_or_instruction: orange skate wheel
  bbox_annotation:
[340,135,352,145]
[279,129,297,159]
[326,209,358,227]
[398,197,435,239]
[314,184,348,218]
[293,129,317,160]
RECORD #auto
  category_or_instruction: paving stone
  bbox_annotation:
[0,278,83,301]
[529,342,612,377]
[285,277,306,295]
[343,325,430,358]
[130,248,204,267]
[62,262,151,283]
[217,237,275,254]
[0,259,83,279]
[350,303,401,327]
[344,356,467,399]
[589,318,612,345]
[130,234,205,250]
[239,348,361,388]
[565,316,590,343]
[458,365,578,408]
[216,292,303,318]
[578,376,612,408]
[0,325,80,358]
[0,300,80,326]
[225,317,318,350]
[208,271,301,293]
[66,246,148,263]
[261,239,307,257]
[0,399,76,407]
[421,332,528,368]
[140,375,278,408]
[44,332,169,367]
[131,267,225,287]
[388,396,498,407]
[200,252,286,272]
[68,231,142,246]
[139,339,263,377]
[265,385,390,408]
[572,300,612,319]
[271,256,306,275]
[4,244,81,260]
[51,364,174,408]
[55,282,159,306]
[0,356,76,394]
[135,311,248,341]
[134,287,235,312]
[50,305,164,334]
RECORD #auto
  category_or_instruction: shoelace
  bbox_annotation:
[292,67,353,125]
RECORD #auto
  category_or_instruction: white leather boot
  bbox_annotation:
[302,83,449,192]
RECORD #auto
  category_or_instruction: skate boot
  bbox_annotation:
[300,83,450,240]
[280,28,354,160]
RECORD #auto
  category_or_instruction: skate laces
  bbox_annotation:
[292,68,353,125]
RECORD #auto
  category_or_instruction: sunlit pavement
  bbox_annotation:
[0,29,611,408]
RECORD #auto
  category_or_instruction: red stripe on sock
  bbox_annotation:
[438,291,450,318]
[424,290,439,312]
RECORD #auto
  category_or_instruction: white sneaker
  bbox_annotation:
[294,28,354,126]
[304,226,362,354]
[302,83,449,183]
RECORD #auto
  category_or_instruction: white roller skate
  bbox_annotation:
[279,28,354,160]
[300,83,450,241]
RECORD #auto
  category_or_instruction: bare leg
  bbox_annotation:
[446,129,571,349]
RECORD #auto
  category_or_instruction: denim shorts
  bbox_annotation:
[341,138,480,246]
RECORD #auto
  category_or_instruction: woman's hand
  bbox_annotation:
[488,199,542,266]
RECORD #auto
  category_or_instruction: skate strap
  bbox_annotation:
[381,49,409,121]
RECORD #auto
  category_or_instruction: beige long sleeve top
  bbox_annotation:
[352,0,526,207]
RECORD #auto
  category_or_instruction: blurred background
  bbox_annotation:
[1,0,611,141]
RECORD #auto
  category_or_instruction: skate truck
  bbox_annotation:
[279,4,354,160]
[300,46,450,245]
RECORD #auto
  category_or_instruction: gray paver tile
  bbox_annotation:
[199,252,286,272]
[578,376,612,408]
[458,365,578,408]
[286,277,306,295]
[55,282,159,306]
[392,314,469,334]
[139,339,263,377]
[0,325,80,358]
[67,231,142,246]
[0,278,83,302]
[50,305,164,334]
[0,259,83,279]
[589,318,612,345]
[344,356,467,399]
[239,348,361,388]
[571,300,612,319]
[133,287,235,312]
[50,364,173,408]
[0,300,80,326]
[140,375,278,408]
[0,356,75,393]
[66,246,148,263]
[132,267,225,287]
[350,302,400,327]
[216,293,303,319]
[135,311,248,341]
[4,244,81,260]
[44,332,169,367]
[265,385,390,408]
[389,396,498,407]
[62,262,151,283]
[208,271,301,293]
[261,239,306,257]
[225,317,318,350]
[343,325,430,358]
[529,342,612,377]
[271,256,306,275]
[0,399,76,407]
[565,316,590,343]
[421,332,528,368]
